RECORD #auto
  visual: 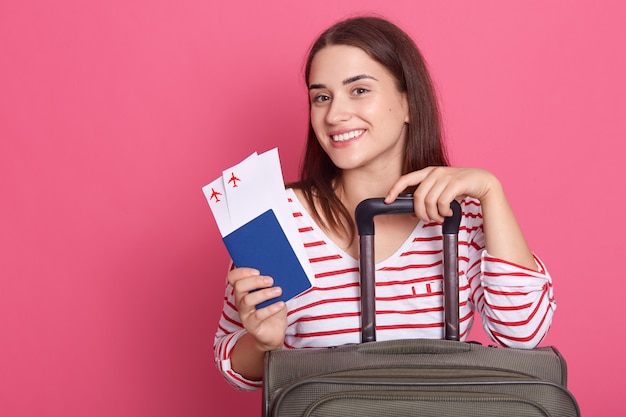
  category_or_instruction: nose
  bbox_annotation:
[325,95,352,125]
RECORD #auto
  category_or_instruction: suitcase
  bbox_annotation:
[263,196,580,416]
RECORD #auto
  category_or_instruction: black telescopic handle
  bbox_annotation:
[355,195,415,236]
[442,200,462,341]
[355,196,462,343]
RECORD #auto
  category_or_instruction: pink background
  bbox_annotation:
[1,0,624,415]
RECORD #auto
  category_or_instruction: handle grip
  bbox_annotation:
[355,195,415,236]
[356,196,462,236]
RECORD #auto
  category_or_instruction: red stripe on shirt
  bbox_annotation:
[489,307,551,343]
[310,254,343,263]
[288,296,361,316]
[304,240,326,248]
[315,267,360,279]
[380,261,443,271]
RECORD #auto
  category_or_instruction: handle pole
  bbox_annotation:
[442,200,462,341]
[443,233,460,341]
[360,235,376,343]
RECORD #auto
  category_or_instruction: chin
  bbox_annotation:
[328,155,366,171]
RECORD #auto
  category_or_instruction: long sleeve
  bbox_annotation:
[475,252,555,348]
[463,199,556,348]
[213,273,263,391]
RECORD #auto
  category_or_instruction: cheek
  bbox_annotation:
[384,99,409,125]
[309,110,325,134]
[359,96,390,120]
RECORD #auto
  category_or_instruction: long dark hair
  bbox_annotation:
[290,16,449,238]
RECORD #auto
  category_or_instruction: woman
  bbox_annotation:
[214,16,556,391]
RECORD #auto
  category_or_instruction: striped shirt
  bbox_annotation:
[214,188,556,390]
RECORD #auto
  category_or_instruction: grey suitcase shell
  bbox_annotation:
[263,197,579,416]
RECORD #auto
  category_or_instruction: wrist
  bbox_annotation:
[478,172,504,205]
[253,338,283,352]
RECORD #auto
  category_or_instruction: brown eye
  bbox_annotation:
[312,94,330,103]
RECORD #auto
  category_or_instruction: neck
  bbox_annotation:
[336,169,402,218]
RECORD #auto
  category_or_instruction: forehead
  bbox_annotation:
[308,45,393,85]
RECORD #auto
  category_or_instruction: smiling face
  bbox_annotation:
[308,45,410,175]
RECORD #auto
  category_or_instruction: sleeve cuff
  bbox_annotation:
[214,330,263,391]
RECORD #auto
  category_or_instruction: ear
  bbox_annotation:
[402,93,410,124]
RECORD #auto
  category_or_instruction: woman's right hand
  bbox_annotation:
[228,267,288,352]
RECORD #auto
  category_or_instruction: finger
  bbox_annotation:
[243,301,288,350]
[426,180,459,222]
[424,190,447,223]
[239,286,283,313]
[426,186,463,223]
[231,275,275,310]
[411,171,437,221]
[253,300,287,321]
[385,169,430,204]
[227,267,260,286]
[232,274,275,297]
[436,189,459,219]
[415,168,458,222]
[436,201,453,220]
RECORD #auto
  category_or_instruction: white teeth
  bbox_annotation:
[331,130,364,142]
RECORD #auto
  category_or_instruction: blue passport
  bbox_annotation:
[223,209,312,309]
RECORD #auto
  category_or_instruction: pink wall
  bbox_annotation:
[1,0,624,415]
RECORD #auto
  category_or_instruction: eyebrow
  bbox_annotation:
[308,74,379,90]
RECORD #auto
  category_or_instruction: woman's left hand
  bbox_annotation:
[387,166,537,270]
[385,166,500,223]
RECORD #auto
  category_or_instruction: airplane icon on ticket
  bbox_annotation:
[209,187,222,203]
[228,172,241,188]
